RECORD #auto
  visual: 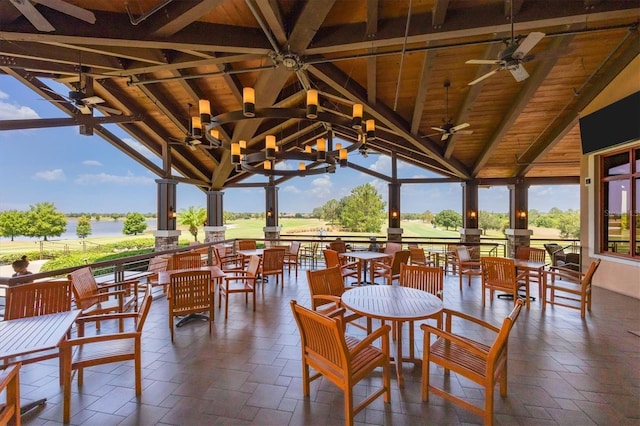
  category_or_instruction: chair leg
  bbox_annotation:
[302,362,310,396]
[345,387,354,426]
[485,384,495,426]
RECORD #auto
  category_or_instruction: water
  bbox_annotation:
[1,219,157,241]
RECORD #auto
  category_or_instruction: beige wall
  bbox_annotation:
[581,54,640,299]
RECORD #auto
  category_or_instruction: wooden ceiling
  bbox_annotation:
[1,0,638,191]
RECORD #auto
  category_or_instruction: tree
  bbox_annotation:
[434,209,462,230]
[322,199,341,224]
[24,202,67,241]
[179,206,207,242]
[76,215,92,239]
[557,211,580,239]
[422,210,435,224]
[478,211,506,233]
[122,212,147,235]
[0,210,28,241]
[339,184,385,232]
[111,213,120,221]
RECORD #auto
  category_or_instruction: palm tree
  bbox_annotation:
[178,206,207,242]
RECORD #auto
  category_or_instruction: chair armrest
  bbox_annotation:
[545,268,583,283]
[223,275,258,283]
[76,289,127,304]
[63,332,140,347]
[421,323,489,358]
[325,307,346,319]
[312,295,341,304]
[76,311,139,324]
[442,308,500,333]
[98,280,138,290]
[350,324,391,356]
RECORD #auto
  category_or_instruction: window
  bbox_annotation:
[600,146,639,258]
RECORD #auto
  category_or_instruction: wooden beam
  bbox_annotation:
[0,115,141,131]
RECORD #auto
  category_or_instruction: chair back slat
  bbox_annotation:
[238,240,257,250]
[68,267,105,310]
[390,250,411,275]
[307,267,346,310]
[169,271,213,313]
[481,257,517,293]
[323,249,340,268]
[5,280,72,320]
[262,248,285,271]
[528,247,546,262]
[456,246,473,262]
[399,264,443,299]
[172,252,202,269]
[328,240,347,253]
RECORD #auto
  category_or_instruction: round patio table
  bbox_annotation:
[341,285,443,386]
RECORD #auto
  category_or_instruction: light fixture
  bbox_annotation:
[199,99,211,126]
[168,206,177,219]
[202,89,375,177]
[191,116,202,139]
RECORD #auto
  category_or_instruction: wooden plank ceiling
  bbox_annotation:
[0,0,638,191]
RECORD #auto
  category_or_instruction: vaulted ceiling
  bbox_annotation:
[1,0,638,191]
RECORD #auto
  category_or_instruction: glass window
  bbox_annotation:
[600,146,639,258]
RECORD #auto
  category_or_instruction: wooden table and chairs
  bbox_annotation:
[339,250,391,286]
[341,285,443,386]
[323,249,360,285]
[0,308,81,415]
[481,257,532,308]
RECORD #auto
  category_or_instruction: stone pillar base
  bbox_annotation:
[154,230,181,251]
[263,226,282,247]
[459,228,482,244]
[505,229,533,258]
[204,226,226,243]
[387,228,403,242]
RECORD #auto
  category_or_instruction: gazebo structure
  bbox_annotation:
[0,1,638,298]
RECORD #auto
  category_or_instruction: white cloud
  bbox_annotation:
[82,160,102,167]
[0,90,8,99]
[74,172,155,185]
[0,101,39,120]
[280,185,301,194]
[33,169,66,181]
[309,175,333,200]
[369,156,391,174]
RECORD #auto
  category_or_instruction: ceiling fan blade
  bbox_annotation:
[77,104,92,115]
[34,0,96,24]
[456,130,474,135]
[468,68,500,85]
[512,32,545,59]
[82,96,104,105]
[431,127,446,132]
[95,105,122,116]
[9,0,55,31]
[451,122,470,132]
[441,133,450,141]
[510,64,530,82]
[466,59,500,65]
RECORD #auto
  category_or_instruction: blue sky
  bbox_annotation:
[0,75,579,214]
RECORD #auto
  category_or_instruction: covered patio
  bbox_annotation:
[13,263,640,425]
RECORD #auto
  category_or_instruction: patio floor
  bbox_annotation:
[17,263,640,425]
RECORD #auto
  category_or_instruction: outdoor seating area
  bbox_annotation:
[1,246,639,425]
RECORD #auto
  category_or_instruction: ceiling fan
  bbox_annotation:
[42,63,122,116]
[9,0,96,32]
[465,0,545,85]
[429,81,473,141]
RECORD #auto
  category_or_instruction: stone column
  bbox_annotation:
[264,181,279,246]
[204,190,226,242]
[506,180,530,257]
[154,179,180,250]
[387,180,402,241]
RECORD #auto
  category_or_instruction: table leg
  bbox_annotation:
[395,320,404,387]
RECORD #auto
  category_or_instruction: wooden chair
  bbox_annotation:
[480,257,529,308]
[172,252,202,269]
[544,243,580,272]
[260,248,286,288]
[68,267,138,331]
[383,241,402,255]
[213,244,241,270]
[167,270,214,342]
[290,300,391,426]
[283,241,301,277]
[237,240,257,250]
[543,259,600,318]
[516,246,546,296]
[219,255,260,319]
[300,242,319,269]
[306,266,371,332]
[399,263,443,359]
[3,280,72,383]
[61,287,152,424]
[444,243,459,275]
[0,363,20,426]
[370,250,410,285]
[409,246,434,267]
[421,299,524,426]
[455,246,482,290]
[323,249,360,284]
[328,239,347,253]
[139,255,169,294]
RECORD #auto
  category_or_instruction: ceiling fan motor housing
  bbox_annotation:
[69,90,85,103]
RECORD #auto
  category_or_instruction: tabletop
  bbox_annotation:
[513,259,547,269]
[341,285,443,321]
[157,265,225,287]
[0,310,81,360]
[341,251,391,261]
[237,249,265,257]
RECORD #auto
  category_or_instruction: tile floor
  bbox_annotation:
[16,264,640,425]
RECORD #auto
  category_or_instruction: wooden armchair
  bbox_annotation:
[290,300,391,426]
[455,246,482,290]
[213,244,241,270]
[260,248,286,288]
[323,249,360,284]
[168,270,215,342]
[219,255,260,319]
[544,243,580,272]
[69,267,138,331]
[172,252,202,269]
[421,299,524,426]
[516,246,546,296]
[399,264,443,359]
[283,241,301,277]
[300,242,319,269]
[306,266,371,332]
[370,250,410,285]
[61,287,152,424]
[3,279,72,382]
[0,363,20,426]
[328,239,347,253]
[480,257,529,308]
[139,255,169,294]
[409,246,435,267]
[543,259,600,318]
